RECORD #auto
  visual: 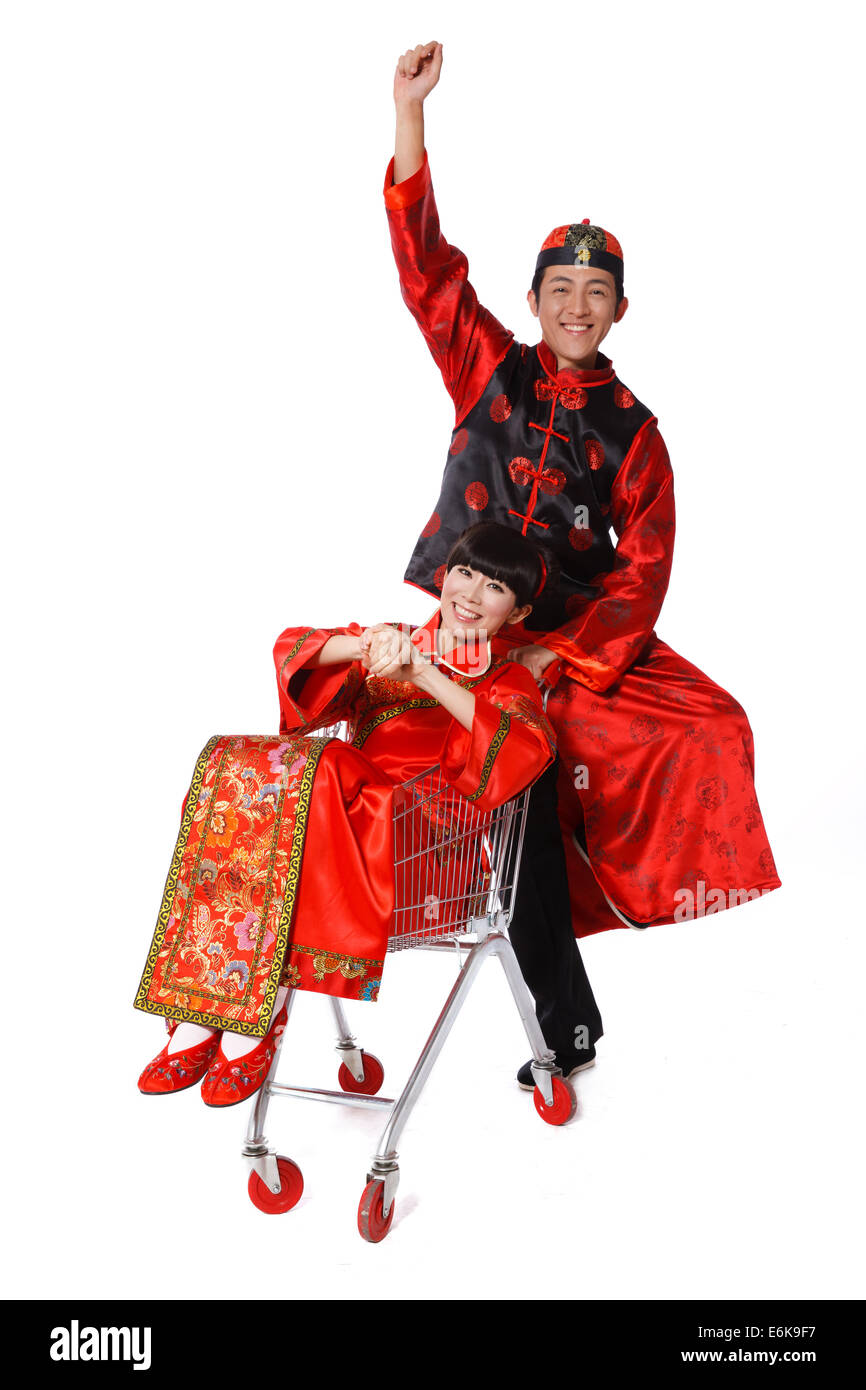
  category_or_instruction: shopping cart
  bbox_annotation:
[241,743,577,1243]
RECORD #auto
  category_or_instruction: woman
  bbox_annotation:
[134,524,557,1105]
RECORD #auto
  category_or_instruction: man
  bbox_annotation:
[385,42,780,1080]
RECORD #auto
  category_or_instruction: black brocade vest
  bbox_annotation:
[404,343,654,633]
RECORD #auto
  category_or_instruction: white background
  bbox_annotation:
[2,0,863,1302]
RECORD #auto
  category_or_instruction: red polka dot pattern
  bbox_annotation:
[537,468,566,496]
[509,457,535,487]
[585,439,605,471]
[464,481,488,510]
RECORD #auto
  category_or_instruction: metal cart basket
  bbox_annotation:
[242,751,577,1242]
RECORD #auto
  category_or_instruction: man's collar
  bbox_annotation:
[537,339,615,386]
[411,609,492,678]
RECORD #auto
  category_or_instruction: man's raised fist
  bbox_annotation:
[393,41,443,106]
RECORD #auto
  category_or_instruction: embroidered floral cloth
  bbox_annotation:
[134,733,393,1036]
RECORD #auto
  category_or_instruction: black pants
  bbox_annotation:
[507,757,603,1062]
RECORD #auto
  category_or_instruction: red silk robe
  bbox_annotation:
[134,616,554,1035]
[277,617,555,948]
[385,153,781,932]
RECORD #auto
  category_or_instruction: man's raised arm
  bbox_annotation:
[386,41,512,423]
[393,41,442,183]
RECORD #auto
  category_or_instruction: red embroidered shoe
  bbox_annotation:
[200,1005,288,1108]
[138,1032,221,1095]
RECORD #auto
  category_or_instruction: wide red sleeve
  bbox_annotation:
[439,664,556,811]
[535,420,676,692]
[384,151,514,425]
[274,625,366,735]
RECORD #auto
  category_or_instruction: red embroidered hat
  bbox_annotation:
[535,219,624,298]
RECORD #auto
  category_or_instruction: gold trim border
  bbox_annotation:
[288,942,384,970]
[466,710,511,803]
[352,699,438,749]
[258,737,328,1034]
[278,629,315,682]
[133,734,221,1022]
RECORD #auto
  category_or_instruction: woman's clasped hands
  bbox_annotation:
[359,624,427,682]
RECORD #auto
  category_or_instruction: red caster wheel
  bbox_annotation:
[533,1076,577,1126]
[247,1156,304,1214]
[357,1179,395,1243]
[338,1051,384,1096]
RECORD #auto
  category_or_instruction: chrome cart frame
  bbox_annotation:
[241,754,576,1241]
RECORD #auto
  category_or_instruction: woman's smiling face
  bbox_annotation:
[439,563,530,645]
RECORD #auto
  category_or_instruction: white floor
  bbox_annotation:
[7,866,862,1303]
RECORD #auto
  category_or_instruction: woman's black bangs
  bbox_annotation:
[445,525,540,607]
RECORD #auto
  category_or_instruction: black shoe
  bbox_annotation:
[516,1050,596,1091]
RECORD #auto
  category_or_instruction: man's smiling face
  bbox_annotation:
[527,265,628,371]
